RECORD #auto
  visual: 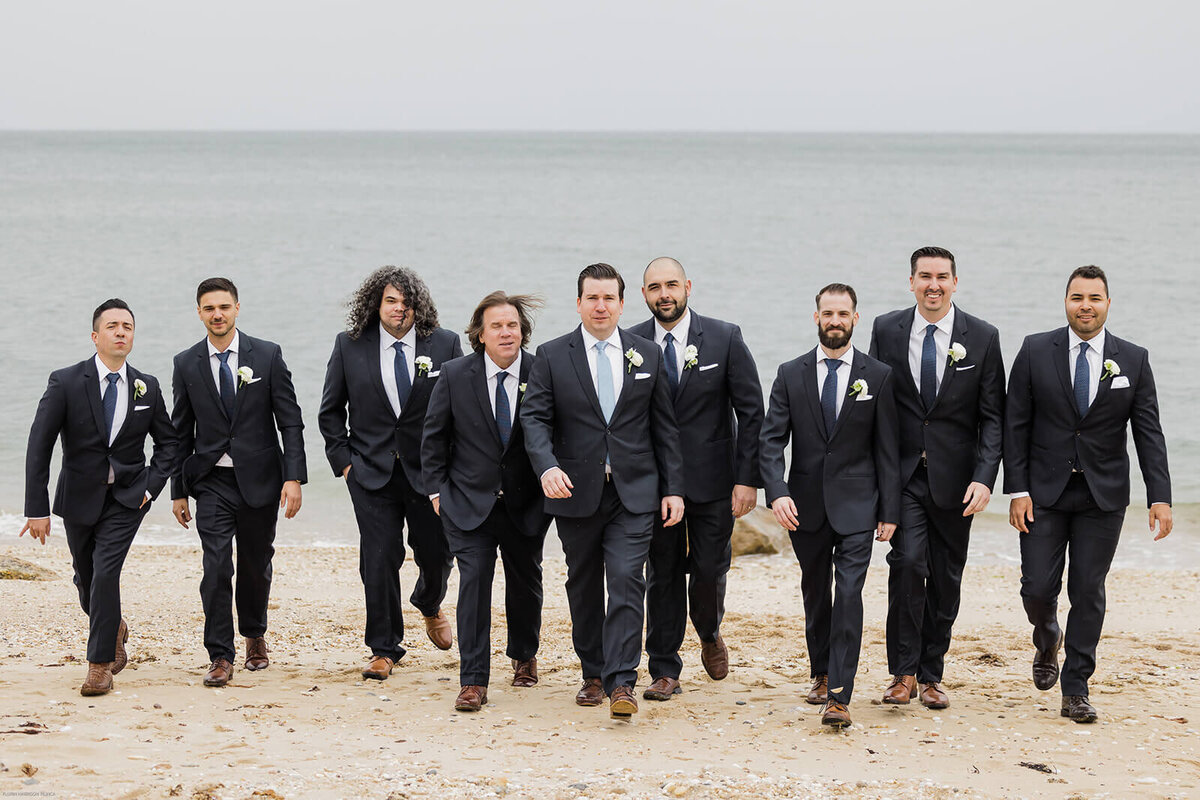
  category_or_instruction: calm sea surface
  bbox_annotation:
[2,133,1196,566]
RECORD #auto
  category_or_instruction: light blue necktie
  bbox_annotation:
[595,342,615,422]
[103,373,120,440]
[920,323,938,409]
[663,332,680,396]
[821,359,842,436]
[1074,341,1091,417]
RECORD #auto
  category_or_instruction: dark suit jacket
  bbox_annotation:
[1003,327,1171,511]
[25,358,178,525]
[319,324,463,492]
[761,346,900,535]
[520,326,685,517]
[869,306,1005,509]
[627,312,764,503]
[420,349,552,537]
[170,333,307,508]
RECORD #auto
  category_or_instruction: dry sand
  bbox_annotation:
[2,539,1198,800]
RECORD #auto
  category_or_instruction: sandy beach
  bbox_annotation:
[2,537,1197,800]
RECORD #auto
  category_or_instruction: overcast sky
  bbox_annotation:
[2,0,1196,131]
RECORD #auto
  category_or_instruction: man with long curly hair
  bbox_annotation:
[319,266,463,680]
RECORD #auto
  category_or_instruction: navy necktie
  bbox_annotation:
[103,372,120,440]
[393,341,412,411]
[216,351,236,418]
[663,332,680,396]
[1074,341,1091,417]
[495,370,511,447]
[821,359,843,436]
[920,323,938,409]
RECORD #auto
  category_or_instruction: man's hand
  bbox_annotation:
[541,467,573,499]
[962,482,992,516]
[1150,504,1173,541]
[432,496,440,516]
[661,495,685,526]
[173,498,192,529]
[876,521,896,542]
[1009,496,1035,533]
[280,480,302,519]
[731,484,757,518]
[342,464,351,479]
[19,518,50,545]
[771,496,799,531]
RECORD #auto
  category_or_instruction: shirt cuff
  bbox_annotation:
[539,467,560,480]
[1010,492,1030,499]
[1150,501,1169,507]
[428,493,440,500]
[28,516,50,521]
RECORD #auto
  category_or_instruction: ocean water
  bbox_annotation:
[2,132,1196,565]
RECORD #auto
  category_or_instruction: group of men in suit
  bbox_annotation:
[22,250,1172,732]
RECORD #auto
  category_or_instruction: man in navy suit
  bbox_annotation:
[628,257,764,700]
[23,299,178,696]
[521,263,685,719]
[171,277,307,687]
[1005,265,1172,723]
[868,247,1005,709]
[422,291,552,711]
[761,283,900,729]
[320,266,462,680]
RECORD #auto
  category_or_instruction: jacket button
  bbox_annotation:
[923,420,930,426]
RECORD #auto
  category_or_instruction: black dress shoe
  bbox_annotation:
[1061,695,1098,723]
[1033,631,1064,691]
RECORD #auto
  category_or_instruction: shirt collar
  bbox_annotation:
[380,321,417,352]
[580,325,623,354]
[484,350,522,380]
[653,309,691,346]
[207,330,241,359]
[817,345,855,370]
[1068,326,1105,355]
[94,354,128,383]
[913,304,955,337]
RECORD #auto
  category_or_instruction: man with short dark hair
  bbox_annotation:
[23,299,178,696]
[320,266,462,680]
[422,291,552,711]
[869,246,1005,710]
[171,277,307,687]
[521,263,685,719]
[761,283,899,729]
[1005,265,1172,723]
[628,257,764,699]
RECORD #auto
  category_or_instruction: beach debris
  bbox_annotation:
[0,556,57,581]
[190,783,223,800]
[21,764,37,777]
[0,722,47,735]
[1018,762,1056,774]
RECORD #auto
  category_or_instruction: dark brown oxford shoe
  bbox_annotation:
[642,677,682,701]
[455,685,488,711]
[920,682,950,710]
[700,636,730,680]
[821,700,852,729]
[1061,695,1098,723]
[512,658,538,687]
[80,662,114,696]
[203,658,234,687]
[883,674,917,704]
[1033,631,1064,691]
[244,636,269,671]
[609,685,638,718]
[112,618,130,675]
[361,655,395,681]
[575,677,606,707]
[806,674,829,705]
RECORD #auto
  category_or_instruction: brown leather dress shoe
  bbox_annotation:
[244,636,269,671]
[920,682,950,709]
[1061,695,1098,723]
[362,655,395,680]
[80,662,114,696]
[642,677,682,701]
[203,658,234,687]
[424,611,453,650]
[455,685,488,711]
[512,658,538,687]
[1033,630,1064,691]
[806,674,829,705]
[609,685,638,718]
[112,618,130,675]
[883,674,917,704]
[821,700,852,728]
[700,636,729,680]
[575,677,606,706]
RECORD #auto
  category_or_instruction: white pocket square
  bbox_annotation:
[1111,376,1130,389]
[698,363,719,372]
[134,405,150,411]
[634,372,652,380]
[427,370,441,377]
[855,393,874,402]
[955,364,976,371]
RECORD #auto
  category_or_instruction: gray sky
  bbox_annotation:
[2,0,1196,131]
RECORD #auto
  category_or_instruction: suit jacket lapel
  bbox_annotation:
[1085,334,1120,419]
[506,352,533,453]
[361,326,395,416]
[894,312,920,399]
[83,358,109,444]
[1052,328,1078,418]
[929,312,967,412]
[195,340,225,418]
[232,335,254,423]
[469,352,504,450]
[568,328,606,422]
[114,363,140,442]
[611,330,640,421]
[401,333,434,420]
[675,313,703,400]
[830,352,867,440]
[800,350,827,442]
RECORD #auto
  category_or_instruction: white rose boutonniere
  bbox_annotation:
[519,382,527,394]
[683,344,699,370]
[133,379,147,400]
[948,342,967,365]
[849,378,868,398]
[236,366,261,388]
[624,348,643,373]
[1101,359,1120,382]
[414,356,433,376]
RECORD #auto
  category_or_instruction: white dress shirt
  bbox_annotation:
[652,310,691,386]
[816,345,854,419]
[908,305,955,395]
[379,322,417,417]
[579,325,625,407]
[485,350,522,420]
[208,331,240,467]
[1068,327,1106,409]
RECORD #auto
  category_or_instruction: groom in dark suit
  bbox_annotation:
[761,283,900,729]
[320,266,462,680]
[868,246,1005,710]
[422,291,552,711]
[1005,265,1172,723]
[628,257,764,699]
[170,277,307,687]
[23,298,178,696]
[521,262,685,719]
